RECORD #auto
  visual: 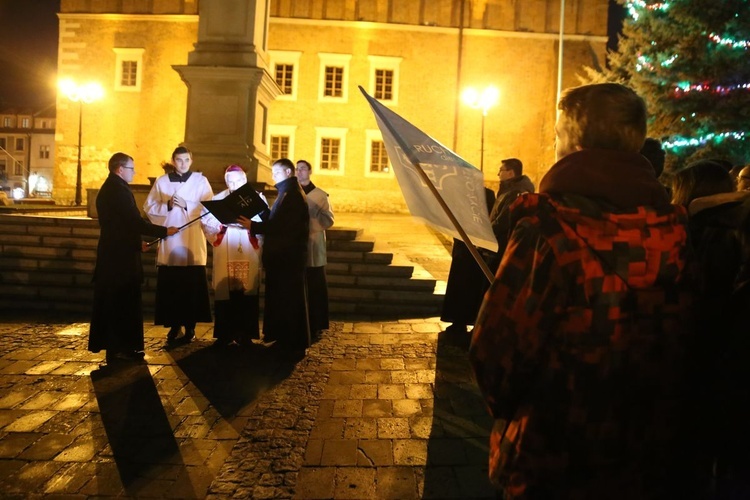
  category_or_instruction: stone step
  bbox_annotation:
[0,214,445,319]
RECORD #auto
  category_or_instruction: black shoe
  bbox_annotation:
[183,328,195,342]
[167,327,181,343]
[445,323,468,334]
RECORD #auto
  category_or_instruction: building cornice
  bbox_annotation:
[57,13,606,43]
[58,13,198,23]
[270,17,608,43]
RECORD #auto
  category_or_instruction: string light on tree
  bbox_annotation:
[663,131,747,151]
[709,33,750,50]
[598,0,750,166]
[673,81,750,96]
[626,1,670,21]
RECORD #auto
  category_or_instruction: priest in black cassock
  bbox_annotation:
[238,158,310,358]
[89,152,178,365]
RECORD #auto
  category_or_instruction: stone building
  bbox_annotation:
[0,105,56,199]
[54,0,608,210]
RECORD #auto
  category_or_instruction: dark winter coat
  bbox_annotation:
[489,174,535,260]
[89,173,166,353]
[687,191,750,478]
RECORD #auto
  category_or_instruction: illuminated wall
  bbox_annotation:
[54,0,608,210]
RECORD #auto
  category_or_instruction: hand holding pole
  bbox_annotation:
[145,212,209,247]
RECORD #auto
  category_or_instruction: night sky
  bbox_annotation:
[0,0,61,109]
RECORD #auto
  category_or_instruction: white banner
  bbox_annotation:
[361,86,497,252]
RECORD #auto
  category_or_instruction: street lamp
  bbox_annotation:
[461,85,499,172]
[58,78,104,206]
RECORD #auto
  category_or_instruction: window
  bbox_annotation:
[121,61,138,86]
[39,145,50,159]
[368,56,402,105]
[371,140,388,171]
[41,120,47,129]
[21,118,30,128]
[275,64,293,94]
[0,160,6,175]
[2,117,10,128]
[267,125,297,162]
[315,127,347,175]
[15,138,24,151]
[318,53,351,102]
[321,138,340,170]
[374,70,394,100]
[324,67,344,97]
[270,135,289,160]
[0,137,5,149]
[114,48,145,92]
[14,160,23,176]
[365,130,393,178]
[269,51,301,101]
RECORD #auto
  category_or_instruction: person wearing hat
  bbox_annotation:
[202,165,267,347]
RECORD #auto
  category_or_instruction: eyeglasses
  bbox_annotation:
[121,166,134,170]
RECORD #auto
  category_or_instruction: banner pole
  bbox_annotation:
[360,86,495,283]
[145,212,209,248]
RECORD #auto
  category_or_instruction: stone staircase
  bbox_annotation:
[0,214,445,320]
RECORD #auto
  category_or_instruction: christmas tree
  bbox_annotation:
[600,0,750,170]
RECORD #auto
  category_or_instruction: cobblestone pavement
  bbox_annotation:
[0,318,494,499]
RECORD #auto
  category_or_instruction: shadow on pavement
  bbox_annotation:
[91,362,189,496]
[171,343,297,428]
[423,330,496,499]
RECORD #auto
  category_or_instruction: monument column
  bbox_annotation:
[173,0,280,186]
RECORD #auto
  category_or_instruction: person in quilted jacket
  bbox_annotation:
[470,83,703,499]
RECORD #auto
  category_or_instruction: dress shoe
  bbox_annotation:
[167,327,181,343]
[183,328,195,342]
[444,323,468,334]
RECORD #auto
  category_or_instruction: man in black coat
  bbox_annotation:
[441,187,496,337]
[488,158,535,269]
[239,158,310,357]
[89,152,178,364]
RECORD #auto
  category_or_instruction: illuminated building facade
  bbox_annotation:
[0,106,56,199]
[55,0,608,210]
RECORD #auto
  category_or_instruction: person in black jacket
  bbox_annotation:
[441,187,496,338]
[238,158,310,358]
[672,160,750,495]
[89,152,178,365]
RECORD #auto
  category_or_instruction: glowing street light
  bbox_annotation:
[462,85,499,172]
[58,78,104,206]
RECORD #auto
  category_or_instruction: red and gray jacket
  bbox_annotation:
[470,149,697,498]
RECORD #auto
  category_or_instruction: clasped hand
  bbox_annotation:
[171,194,187,209]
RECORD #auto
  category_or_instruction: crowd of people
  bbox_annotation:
[89,151,334,366]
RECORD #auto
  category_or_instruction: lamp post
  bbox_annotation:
[461,85,499,172]
[58,79,103,206]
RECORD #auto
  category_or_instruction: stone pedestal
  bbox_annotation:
[174,0,280,186]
